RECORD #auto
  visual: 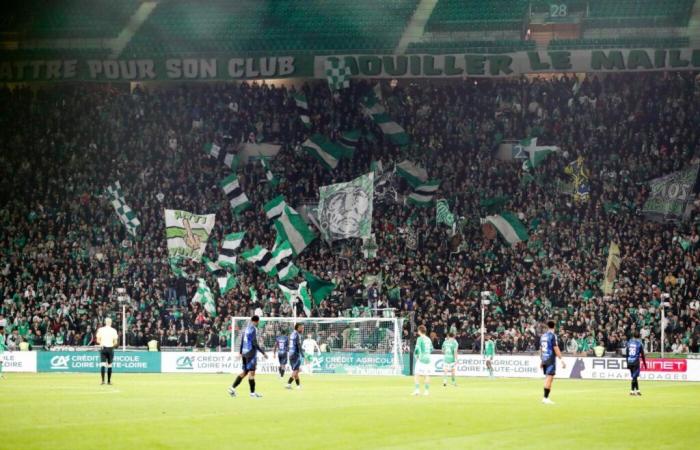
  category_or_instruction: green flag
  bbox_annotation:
[302,270,336,304]
[436,199,455,227]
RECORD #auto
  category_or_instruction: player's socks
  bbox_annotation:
[424,384,429,394]
[101,367,105,383]
[279,367,285,377]
[249,379,256,394]
[107,368,112,383]
[287,377,294,385]
[451,375,456,385]
[295,378,300,386]
[443,377,447,386]
[544,388,550,399]
[232,375,243,389]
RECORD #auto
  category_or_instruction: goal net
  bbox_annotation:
[231,316,405,376]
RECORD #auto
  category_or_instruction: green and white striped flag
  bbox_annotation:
[271,240,298,281]
[202,256,222,273]
[192,278,217,317]
[241,246,277,276]
[169,257,188,278]
[274,206,317,255]
[436,199,455,227]
[263,195,287,221]
[325,58,351,90]
[293,91,311,128]
[204,142,239,170]
[407,180,441,207]
[482,212,529,245]
[249,287,258,302]
[165,209,216,261]
[302,134,352,170]
[217,231,244,269]
[396,161,428,188]
[260,157,279,187]
[519,138,559,170]
[339,129,361,150]
[361,90,410,146]
[217,273,237,296]
[220,174,251,215]
[278,282,313,316]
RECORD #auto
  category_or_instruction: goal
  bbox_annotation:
[231,316,405,376]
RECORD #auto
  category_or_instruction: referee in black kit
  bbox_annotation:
[96,317,119,385]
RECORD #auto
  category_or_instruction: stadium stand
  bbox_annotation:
[425,0,529,32]
[122,0,419,57]
[0,73,698,355]
[548,36,690,50]
[587,0,695,28]
[2,0,141,38]
[407,39,536,53]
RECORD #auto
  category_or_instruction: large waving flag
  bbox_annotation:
[204,142,239,170]
[218,231,244,269]
[302,270,336,304]
[271,240,298,281]
[407,180,441,207]
[293,91,311,128]
[260,158,279,187]
[519,138,559,170]
[220,174,251,215]
[105,181,140,236]
[602,242,621,295]
[482,213,528,245]
[318,172,374,241]
[279,281,313,316]
[436,199,455,227]
[396,160,428,188]
[264,195,287,221]
[302,134,352,170]
[241,246,277,276]
[165,209,216,261]
[325,58,351,90]
[192,278,217,317]
[274,206,317,255]
[361,90,410,146]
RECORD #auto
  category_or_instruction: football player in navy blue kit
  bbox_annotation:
[273,329,290,378]
[228,316,267,398]
[286,323,304,390]
[540,320,566,404]
[626,330,647,396]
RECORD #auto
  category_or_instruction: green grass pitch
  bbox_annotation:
[1,374,699,449]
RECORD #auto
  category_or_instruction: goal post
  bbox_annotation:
[231,316,405,376]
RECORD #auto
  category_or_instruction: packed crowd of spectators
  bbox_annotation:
[0,72,699,355]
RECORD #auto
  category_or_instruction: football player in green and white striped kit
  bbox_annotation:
[0,326,6,379]
[413,325,433,396]
[484,334,496,378]
[442,332,458,387]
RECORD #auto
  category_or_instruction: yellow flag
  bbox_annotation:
[602,242,621,295]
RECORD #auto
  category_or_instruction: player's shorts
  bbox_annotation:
[278,353,288,365]
[242,355,257,372]
[542,361,556,376]
[100,347,114,365]
[628,362,640,379]
[443,361,455,371]
[415,361,431,376]
[289,354,301,371]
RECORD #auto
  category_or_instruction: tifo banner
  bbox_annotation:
[37,351,160,373]
[165,209,216,261]
[318,172,374,242]
[642,164,699,219]
[1,49,699,82]
[319,49,700,78]
[426,355,700,382]
[1,351,37,372]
